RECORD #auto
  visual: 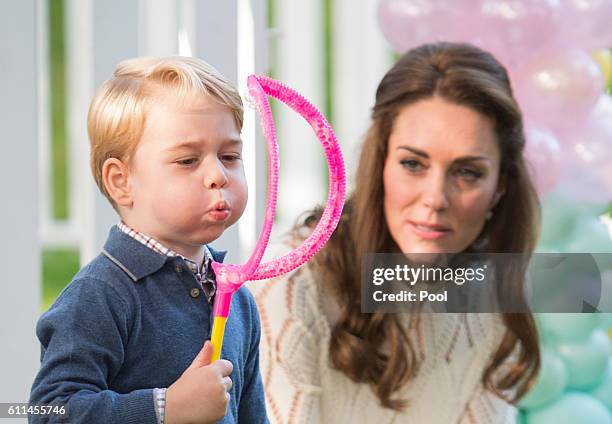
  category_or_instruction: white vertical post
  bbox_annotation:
[67,0,141,264]
[139,0,179,56]
[248,0,269,261]
[193,0,242,262]
[0,0,41,403]
[67,0,94,264]
[273,0,326,238]
[235,0,269,262]
[237,0,257,261]
[332,0,393,188]
[193,0,238,83]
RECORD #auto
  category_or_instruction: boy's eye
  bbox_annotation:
[221,153,241,163]
[176,158,198,166]
[400,159,424,172]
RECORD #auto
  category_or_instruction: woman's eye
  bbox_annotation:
[400,159,424,172]
[176,158,198,166]
[456,168,483,181]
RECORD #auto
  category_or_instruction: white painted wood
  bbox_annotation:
[139,0,179,56]
[66,0,141,265]
[272,0,326,240]
[192,0,243,262]
[0,0,42,403]
[332,0,393,190]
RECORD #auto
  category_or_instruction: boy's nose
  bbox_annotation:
[204,159,229,189]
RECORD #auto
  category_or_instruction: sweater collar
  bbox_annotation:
[102,225,227,282]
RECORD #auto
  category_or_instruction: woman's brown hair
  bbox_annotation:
[297,42,541,410]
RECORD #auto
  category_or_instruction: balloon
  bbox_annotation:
[566,216,612,254]
[558,330,611,390]
[590,358,612,410]
[512,49,604,131]
[520,349,567,409]
[537,191,579,249]
[555,95,612,204]
[524,126,561,196]
[558,0,612,51]
[468,0,560,66]
[526,392,612,424]
[537,314,602,343]
[593,50,612,89]
[376,0,465,52]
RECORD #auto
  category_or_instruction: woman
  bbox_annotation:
[248,42,540,423]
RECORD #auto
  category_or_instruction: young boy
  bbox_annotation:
[29,57,268,424]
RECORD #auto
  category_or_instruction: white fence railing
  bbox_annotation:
[4,0,393,403]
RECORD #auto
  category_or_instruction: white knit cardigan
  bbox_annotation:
[246,251,519,424]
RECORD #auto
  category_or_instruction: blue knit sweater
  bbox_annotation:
[29,226,268,423]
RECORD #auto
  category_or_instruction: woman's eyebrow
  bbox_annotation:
[397,145,429,158]
[397,145,489,162]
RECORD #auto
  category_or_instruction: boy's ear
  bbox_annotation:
[102,158,133,208]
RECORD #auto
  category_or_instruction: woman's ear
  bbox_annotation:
[491,179,506,209]
[102,158,133,208]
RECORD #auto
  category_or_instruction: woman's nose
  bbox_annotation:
[203,158,229,189]
[422,170,450,212]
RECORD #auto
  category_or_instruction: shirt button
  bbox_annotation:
[190,288,200,298]
[175,264,183,273]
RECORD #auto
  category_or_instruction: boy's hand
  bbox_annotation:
[165,341,233,424]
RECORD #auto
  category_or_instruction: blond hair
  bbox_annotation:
[87,56,243,208]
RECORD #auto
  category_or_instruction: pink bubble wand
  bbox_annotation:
[210,75,346,361]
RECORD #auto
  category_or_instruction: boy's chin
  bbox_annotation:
[193,225,227,245]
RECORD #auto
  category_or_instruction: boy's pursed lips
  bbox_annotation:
[207,200,231,212]
[206,200,231,222]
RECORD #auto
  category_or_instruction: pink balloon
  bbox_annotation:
[555,95,612,204]
[467,0,560,66]
[377,0,474,52]
[557,0,612,51]
[524,126,561,197]
[512,49,604,131]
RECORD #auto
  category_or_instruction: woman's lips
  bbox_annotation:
[408,221,452,240]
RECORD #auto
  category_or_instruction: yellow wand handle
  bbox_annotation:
[211,316,228,362]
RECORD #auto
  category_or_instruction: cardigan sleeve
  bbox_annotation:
[246,258,326,424]
[29,277,158,424]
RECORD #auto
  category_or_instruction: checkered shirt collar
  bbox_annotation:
[117,221,213,275]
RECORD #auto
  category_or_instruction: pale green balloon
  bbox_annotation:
[591,358,612,410]
[520,349,567,409]
[539,192,578,247]
[567,217,612,254]
[599,313,612,330]
[526,392,612,424]
[558,330,611,390]
[538,313,602,343]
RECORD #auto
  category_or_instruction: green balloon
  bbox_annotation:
[537,313,602,343]
[558,330,611,390]
[521,349,567,409]
[539,192,578,247]
[567,217,612,254]
[526,392,612,424]
[599,313,612,330]
[591,358,612,410]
